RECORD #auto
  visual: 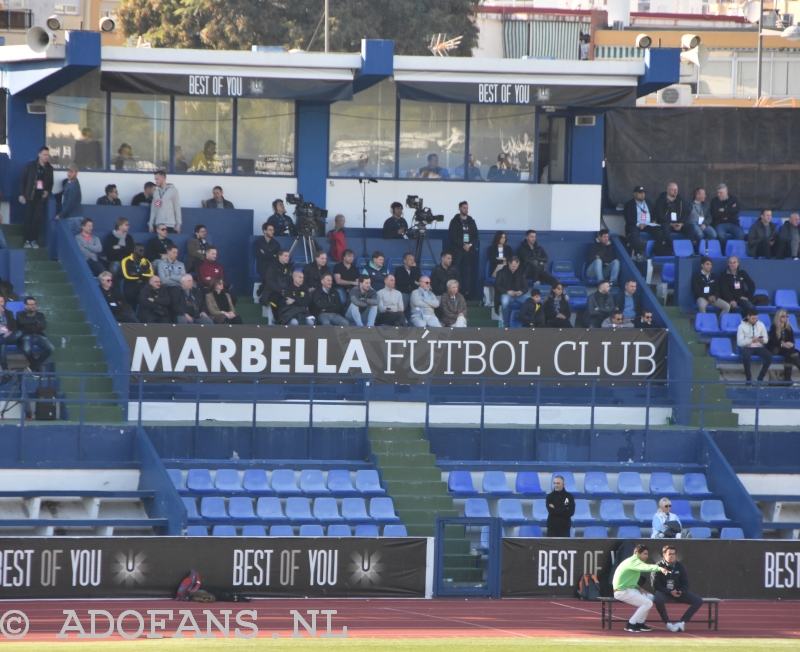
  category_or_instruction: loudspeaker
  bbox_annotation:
[680,43,709,68]
[26,26,56,53]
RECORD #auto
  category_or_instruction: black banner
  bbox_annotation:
[0,537,428,598]
[502,538,800,599]
[396,81,636,107]
[120,325,668,383]
[100,72,353,102]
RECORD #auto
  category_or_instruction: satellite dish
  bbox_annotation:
[782,24,800,41]
[743,1,761,24]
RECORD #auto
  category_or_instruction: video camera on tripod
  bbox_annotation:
[406,195,444,229]
[285,193,328,237]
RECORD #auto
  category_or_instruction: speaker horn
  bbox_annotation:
[680,42,709,68]
[635,34,652,49]
[26,26,57,53]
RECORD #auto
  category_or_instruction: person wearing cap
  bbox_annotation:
[624,186,660,261]
[55,162,83,235]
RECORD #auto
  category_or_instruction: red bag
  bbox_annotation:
[175,570,202,601]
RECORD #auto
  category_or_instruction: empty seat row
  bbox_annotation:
[187,524,408,537]
[168,468,385,497]
[579,526,743,539]
[448,470,712,497]
[182,496,400,525]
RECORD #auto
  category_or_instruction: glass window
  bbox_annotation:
[699,60,733,96]
[174,97,233,174]
[236,99,294,175]
[398,100,466,179]
[736,60,758,97]
[770,60,788,97]
[469,105,536,182]
[110,94,170,171]
[788,62,800,97]
[46,70,106,170]
[329,80,396,178]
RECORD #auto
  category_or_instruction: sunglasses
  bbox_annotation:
[664,504,672,508]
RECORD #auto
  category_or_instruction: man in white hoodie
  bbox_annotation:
[737,309,773,383]
[148,171,182,233]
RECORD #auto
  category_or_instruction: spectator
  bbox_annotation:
[197,246,227,291]
[710,183,744,251]
[346,155,370,177]
[624,186,660,260]
[190,140,220,172]
[327,214,347,261]
[418,153,450,179]
[635,309,658,329]
[654,182,692,245]
[517,230,558,286]
[185,224,210,274]
[488,231,514,278]
[382,202,409,239]
[0,295,21,380]
[692,256,730,314]
[776,213,800,260]
[172,274,213,325]
[54,163,82,233]
[737,309,773,384]
[267,199,296,236]
[138,276,172,324]
[495,256,528,328]
[720,255,755,312]
[19,146,53,249]
[312,274,349,326]
[122,243,154,307]
[361,251,389,291]
[440,279,467,327]
[97,272,137,323]
[456,154,482,181]
[145,225,175,262]
[519,289,545,328]
[376,274,408,327]
[302,251,331,293]
[746,209,777,258]
[96,184,121,206]
[17,296,55,372]
[448,201,478,299]
[487,152,519,182]
[259,250,292,311]
[103,217,135,276]
[409,276,440,327]
[585,229,619,284]
[347,276,379,326]
[333,249,360,306]
[280,271,314,326]
[148,171,182,234]
[393,253,421,312]
[75,218,105,276]
[586,280,616,327]
[112,143,135,170]
[202,186,234,209]
[173,146,188,172]
[253,222,280,279]
[602,310,632,329]
[651,498,682,539]
[157,246,186,287]
[615,279,641,325]
[431,252,460,297]
[132,181,156,207]
[543,283,572,328]
[768,309,800,383]
[687,187,717,249]
[206,277,243,324]
[73,127,103,169]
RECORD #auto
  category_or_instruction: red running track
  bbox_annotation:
[0,598,798,641]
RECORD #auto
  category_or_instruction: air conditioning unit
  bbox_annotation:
[26,100,47,115]
[575,115,596,127]
[656,84,692,106]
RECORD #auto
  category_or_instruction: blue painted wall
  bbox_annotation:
[296,102,330,211]
[570,113,604,186]
[0,424,137,463]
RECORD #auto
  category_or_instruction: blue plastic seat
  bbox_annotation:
[476,526,490,552]
[327,524,352,536]
[213,525,237,536]
[448,470,478,495]
[299,524,325,536]
[705,240,724,258]
[355,470,385,495]
[383,524,408,537]
[551,261,580,285]
[720,527,744,539]
[775,289,800,312]
[518,525,542,537]
[673,240,695,258]
[700,500,730,525]
[600,499,630,524]
[187,469,215,494]
[565,285,588,311]
[617,472,646,495]
[242,469,273,495]
[167,469,185,492]
[200,497,230,522]
[286,497,316,524]
[725,240,749,259]
[719,314,741,335]
[573,500,593,524]
[355,524,380,537]
[689,526,712,539]
[709,338,740,361]
[256,497,288,522]
[215,469,244,494]
[369,497,401,524]
[662,263,675,285]
[683,473,713,497]
[182,497,201,522]
[300,470,329,496]
[617,526,642,538]
[647,241,674,265]
[515,472,544,495]
[187,525,208,536]
[341,497,372,523]
[790,314,800,331]
[271,469,301,495]
[649,472,679,497]
[484,260,496,287]
[327,470,358,495]
[695,313,722,337]
[509,310,522,328]
[532,500,549,522]
[584,472,614,497]
[739,216,756,232]
[270,525,295,536]
[313,497,343,523]
[483,471,513,495]
[633,499,658,523]
[583,526,608,538]
[551,472,578,493]
[581,261,599,286]
[464,498,491,518]
[497,499,526,525]
[228,497,258,521]
[758,313,772,329]
[242,525,267,536]
[670,499,698,525]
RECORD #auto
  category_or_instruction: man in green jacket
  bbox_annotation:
[613,543,668,633]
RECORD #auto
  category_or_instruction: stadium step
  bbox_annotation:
[236,298,270,325]
[369,439,431,455]
[379,466,442,483]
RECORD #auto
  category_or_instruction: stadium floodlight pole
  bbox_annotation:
[756,0,764,105]
[324,0,330,53]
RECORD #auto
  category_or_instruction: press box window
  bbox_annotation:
[398,100,466,180]
[468,104,537,182]
[174,97,233,174]
[110,94,170,172]
[236,99,295,176]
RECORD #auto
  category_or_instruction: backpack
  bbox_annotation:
[651,236,674,257]
[175,570,202,601]
[577,573,601,601]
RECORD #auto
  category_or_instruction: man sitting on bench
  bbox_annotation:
[613,543,668,633]
[653,544,704,633]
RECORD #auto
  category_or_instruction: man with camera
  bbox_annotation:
[267,199,297,236]
[383,202,409,239]
[448,202,479,300]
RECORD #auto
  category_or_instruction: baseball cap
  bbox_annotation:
[634,186,645,193]
[66,163,79,172]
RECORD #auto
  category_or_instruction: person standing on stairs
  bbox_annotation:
[19,146,54,249]
[16,297,55,373]
[54,163,82,235]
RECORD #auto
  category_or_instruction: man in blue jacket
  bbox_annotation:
[55,163,82,234]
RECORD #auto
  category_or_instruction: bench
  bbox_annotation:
[598,596,721,630]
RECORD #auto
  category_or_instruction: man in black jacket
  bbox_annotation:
[585,230,620,284]
[96,184,122,206]
[266,199,296,236]
[145,225,175,262]
[720,255,755,312]
[382,202,409,239]
[519,289,545,328]
[495,257,529,327]
[654,183,692,245]
[280,270,314,325]
[430,252,460,297]
[746,209,776,258]
[137,277,172,324]
[586,280,616,327]
[253,223,281,279]
[17,297,55,372]
[301,250,331,293]
[623,186,660,260]
[448,202,479,299]
[259,250,293,310]
[202,186,234,209]
[710,184,744,252]
[18,146,54,249]
[103,217,135,276]
[394,253,421,313]
[692,257,730,313]
[653,545,704,633]
[545,475,575,537]
[171,274,213,324]
[312,274,348,326]
[517,230,558,285]
[98,272,138,323]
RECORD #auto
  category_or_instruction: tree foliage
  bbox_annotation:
[117,0,479,55]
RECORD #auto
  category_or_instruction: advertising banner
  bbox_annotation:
[0,537,429,599]
[120,325,668,384]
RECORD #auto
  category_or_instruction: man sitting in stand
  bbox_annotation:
[156,245,187,288]
[144,225,175,262]
[75,218,105,276]
[333,249,360,306]
[431,251,460,298]
[302,250,331,293]
[586,280,616,327]
[517,230,559,286]
[361,251,389,292]
[103,217,135,276]
[737,309,773,384]
[376,274,407,327]
[409,276,441,328]
[495,256,528,328]
[394,252,421,313]
[96,184,121,206]
[122,243,154,308]
[138,276,172,324]
[312,274,349,326]
[131,181,156,207]
[98,272,137,323]
[347,276,379,326]
[197,246,229,295]
[201,185,234,209]
[267,199,296,236]
[259,250,293,312]
[171,274,213,325]
[17,296,56,373]
[382,202,409,239]
[253,222,280,280]
[280,270,314,326]
[185,225,210,274]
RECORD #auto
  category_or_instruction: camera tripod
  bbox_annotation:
[409,222,440,266]
[287,233,319,265]
[1,373,30,420]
